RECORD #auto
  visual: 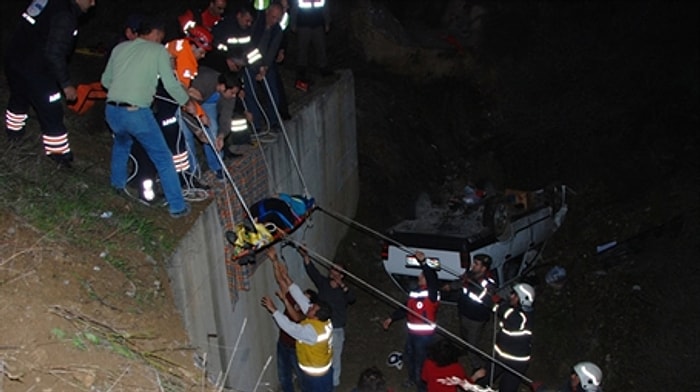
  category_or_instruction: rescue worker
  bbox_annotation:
[299,244,356,388]
[178,0,227,33]
[290,0,332,89]
[444,254,497,376]
[261,247,334,392]
[382,251,439,392]
[141,26,213,195]
[267,247,305,392]
[101,15,197,219]
[244,2,285,133]
[4,0,97,168]
[189,66,248,177]
[530,361,603,392]
[485,283,535,392]
[561,362,603,392]
[203,3,257,74]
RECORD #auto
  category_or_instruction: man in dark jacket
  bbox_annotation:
[487,283,535,392]
[445,253,497,376]
[290,0,332,85]
[4,0,97,167]
[299,245,356,388]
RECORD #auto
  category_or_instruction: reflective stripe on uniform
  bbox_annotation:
[42,133,70,155]
[299,0,325,9]
[173,151,190,172]
[406,322,436,332]
[6,111,28,131]
[495,344,531,362]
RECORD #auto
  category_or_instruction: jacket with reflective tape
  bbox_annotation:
[458,274,496,322]
[494,304,533,362]
[7,0,83,89]
[296,318,333,375]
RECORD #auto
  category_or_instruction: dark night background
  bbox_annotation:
[1,0,698,390]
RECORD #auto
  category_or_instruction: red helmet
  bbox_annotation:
[187,26,213,52]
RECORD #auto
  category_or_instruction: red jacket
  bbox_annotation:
[421,359,467,392]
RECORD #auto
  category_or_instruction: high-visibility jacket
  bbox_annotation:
[296,318,333,376]
[406,286,439,335]
[494,304,533,362]
[291,0,330,29]
[165,39,205,117]
[458,273,497,322]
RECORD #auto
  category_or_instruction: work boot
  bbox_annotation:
[6,128,26,143]
[48,152,73,169]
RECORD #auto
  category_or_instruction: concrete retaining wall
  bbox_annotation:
[166,69,358,391]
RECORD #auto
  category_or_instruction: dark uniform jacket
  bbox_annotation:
[6,0,83,89]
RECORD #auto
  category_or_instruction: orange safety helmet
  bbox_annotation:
[187,25,213,51]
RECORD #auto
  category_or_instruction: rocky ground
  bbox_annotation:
[1,1,699,391]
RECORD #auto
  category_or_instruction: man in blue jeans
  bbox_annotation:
[101,16,196,218]
[186,66,246,178]
[382,252,439,392]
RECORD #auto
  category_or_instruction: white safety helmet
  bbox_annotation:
[512,283,535,307]
[573,361,603,391]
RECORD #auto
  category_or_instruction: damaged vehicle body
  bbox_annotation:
[381,184,569,302]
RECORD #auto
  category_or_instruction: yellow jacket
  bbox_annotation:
[296,318,332,376]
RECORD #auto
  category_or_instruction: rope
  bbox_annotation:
[282,238,533,386]
[187,112,258,229]
[261,74,311,198]
[240,98,277,193]
[243,67,272,130]
[176,108,212,203]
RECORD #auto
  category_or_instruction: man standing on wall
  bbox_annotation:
[4,0,97,168]
[101,15,197,218]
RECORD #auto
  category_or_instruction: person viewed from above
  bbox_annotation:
[421,338,472,392]
[443,253,497,378]
[188,66,247,178]
[529,361,603,392]
[149,25,214,193]
[4,0,97,168]
[178,0,228,33]
[290,0,333,89]
[352,366,394,392]
[203,3,255,74]
[101,14,197,218]
[482,283,535,392]
[382,251,440,392]
[243,2,285,134]
[262,247,334,392]
[298,244,356,388]
[267,246,305,392]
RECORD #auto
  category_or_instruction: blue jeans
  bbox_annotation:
[106,105,186,214]
[405,333,434,392]
[277,341,301,392]
[331,327,345,387]
[300,367,333,392]
[183,101,221,174]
